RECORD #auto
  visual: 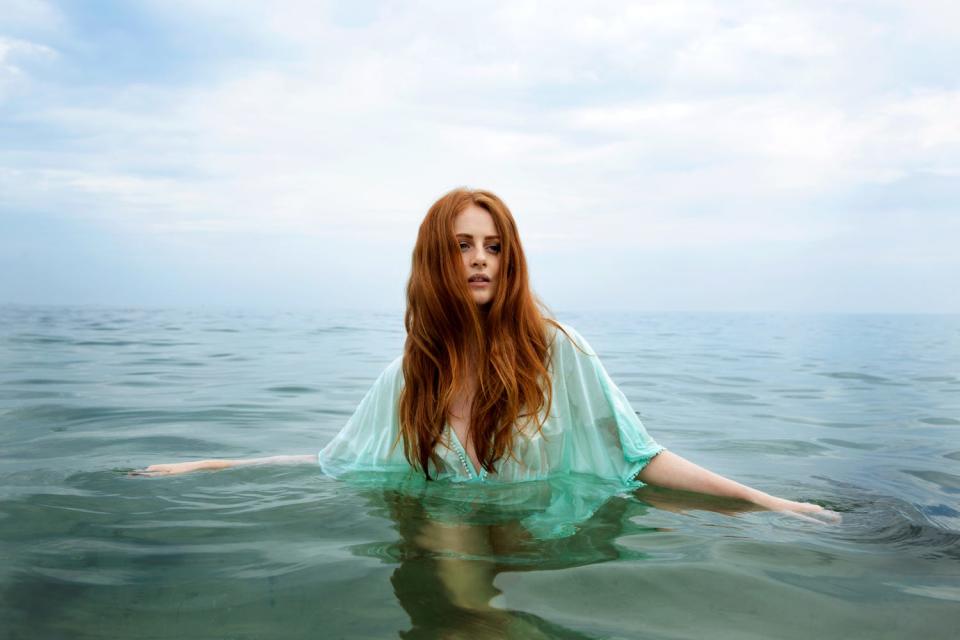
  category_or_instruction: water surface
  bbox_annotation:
[1,306,958,638]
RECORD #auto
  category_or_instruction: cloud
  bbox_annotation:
[0,0,63,32]
[0,1,957,310]
[0,36,57,100]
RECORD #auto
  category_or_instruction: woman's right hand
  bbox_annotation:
[128,454,314,477]
[129,460,221,477]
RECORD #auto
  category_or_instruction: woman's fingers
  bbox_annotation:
[128,465,174,477]
[757,496,843,525]
[809,508,842,524]
[781,502,843,525]
[781,510,824,524]
[128,462,205,477]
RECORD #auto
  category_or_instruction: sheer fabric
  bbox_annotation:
[318,324,663,486]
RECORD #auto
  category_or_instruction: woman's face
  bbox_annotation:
[454,204,501,306]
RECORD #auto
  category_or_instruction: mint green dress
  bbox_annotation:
[318,323,664,486]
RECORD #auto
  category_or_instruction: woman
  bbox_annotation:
[136,188,834,521]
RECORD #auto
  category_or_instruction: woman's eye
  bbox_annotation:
[458,242,470,251]
[487,244,501,254]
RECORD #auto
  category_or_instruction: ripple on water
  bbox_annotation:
[266,386,319,395]
[818,371,905,386]
[753,413,873,429]
[0,404,174,428]
[901,469,960,494]
[121,357,205,366]
[690,391,765,406]
[4,378,91,386]
[707,439,830,457]
[8,334,72,344]
[311,325,362,334]
[818,438,884,451]
[806,491,960,561]
[0,404,307,432]
[920,504,960,519]
[918,417,960,426]
[892,584,960,603]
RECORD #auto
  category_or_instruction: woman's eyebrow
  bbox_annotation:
[456,233,501,240]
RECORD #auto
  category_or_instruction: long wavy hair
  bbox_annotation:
[399,188,562,478]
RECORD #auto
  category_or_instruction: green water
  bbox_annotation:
[1,307,958,638]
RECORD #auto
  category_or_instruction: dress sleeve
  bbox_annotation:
[551,324,664,484]
[317,355,411,477]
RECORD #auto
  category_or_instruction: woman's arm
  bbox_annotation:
[130,454,318,477]
[637,451,839,522]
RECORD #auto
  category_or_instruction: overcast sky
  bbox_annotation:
[1,1,957,313]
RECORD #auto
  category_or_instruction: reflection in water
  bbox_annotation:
[353,481,761,639]
[2,467,960,638]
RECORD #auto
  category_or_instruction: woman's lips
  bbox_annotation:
[469,281,490,288]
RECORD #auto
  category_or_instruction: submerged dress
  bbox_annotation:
[318,323,664,486]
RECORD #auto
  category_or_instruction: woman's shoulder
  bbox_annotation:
[384,353,404,376]
[370,354,404,390]
[546,320,594,355]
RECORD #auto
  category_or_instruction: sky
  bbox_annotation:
[1,0,958,313]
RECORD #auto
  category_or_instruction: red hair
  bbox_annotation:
[399,188,562,478]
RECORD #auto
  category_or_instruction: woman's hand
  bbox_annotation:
[638,451,841,524]
[128,454,316,477]
[129,460,226,477]
[750,493,842,524]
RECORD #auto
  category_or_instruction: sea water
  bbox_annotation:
[0,306,957,639]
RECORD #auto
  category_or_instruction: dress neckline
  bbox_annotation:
[446,424,488,482]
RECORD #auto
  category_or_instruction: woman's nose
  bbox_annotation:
[471,249,486,266]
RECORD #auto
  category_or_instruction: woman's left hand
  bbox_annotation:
[753,494,842,524]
